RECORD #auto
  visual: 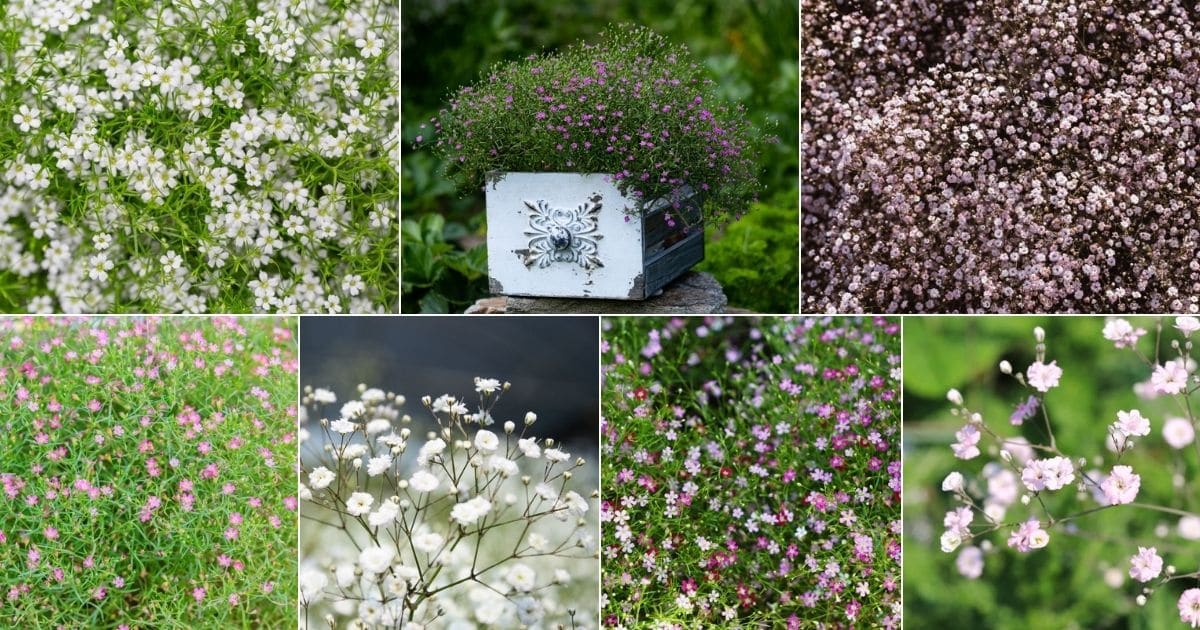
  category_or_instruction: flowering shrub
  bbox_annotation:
[802,1,1200,313]
[0,0,398,313]
[420,25,765,228]
[0,316,297,627]
[601,316,901,627]
[299,379,599,628]
[911,317,1200,627]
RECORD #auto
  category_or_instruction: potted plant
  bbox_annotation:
[420,25,764,300]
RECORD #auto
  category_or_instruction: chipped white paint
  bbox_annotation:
[486,172,646,299]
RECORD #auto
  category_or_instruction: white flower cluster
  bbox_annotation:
[299,380,599,629]
[0,0,398,313]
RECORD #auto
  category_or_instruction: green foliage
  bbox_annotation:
[401,213,487,313]
[697,189,798,312]
[904,317,1200,630]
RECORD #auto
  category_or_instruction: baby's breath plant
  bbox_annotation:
[926,318,1200,629]
[421,25,766,228]
[602,316,902,628]
[0,0,398,313]
[299,379,599,629]
[0,316,298,628]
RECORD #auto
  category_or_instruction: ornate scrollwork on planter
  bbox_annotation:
[521,194,604,270]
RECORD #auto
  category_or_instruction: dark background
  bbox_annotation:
[300,316,599,446]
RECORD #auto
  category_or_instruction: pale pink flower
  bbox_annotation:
[1129,547,1163,582]
[1163,417,1196,449]
[1151,361,1190,396]
[1026,360,1063,393]
[1101,465,1140,505]
[943,506,973,536]
[1007,518,1049,552]
[1180,588,1200,628]
[1112,409,1151,438]
[951,423,981,460]
[1103,319,1146,348]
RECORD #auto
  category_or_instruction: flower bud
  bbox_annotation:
[1034,326,1045,343]
[947,389,964,406]
[504,421,515,434]
[941,471,965,493]
[525,412,537,425]
[999,360,1012,375]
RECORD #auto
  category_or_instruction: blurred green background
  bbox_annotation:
[400,0,798,313]
[904,317,1200,629]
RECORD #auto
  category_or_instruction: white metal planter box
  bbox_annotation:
[485,172,703,300]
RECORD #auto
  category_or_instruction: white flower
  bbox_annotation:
[366,454,392,477]
[544,447,570,462]
[484,455,519,477]
[335,564,356,588]
[562,490,589,517]
[518,438,541,458]
[514,596,544,625]
[474,377,502,394]
[505,563,537,592]
[412,531,444,554]
[12,104,40,132]
[1176,316,1200,338]
[368,502,399,527]
[346,492,374,516]
[946,389,964,405]
[1103,319,1146,348]
[358,545,394,574]
[365,418,392,434]
[474,429,499,453]
[313,389,337,404]
[1163,417,1196,449]
[940,530,962,553]
[330,418,356,433]
[299,568,329,604]
[418,438,446,465]
[450,496,492,526]
[308,466,335,489]
[941,471,964,493]
[408,469,440,493]
[341,401,366,419]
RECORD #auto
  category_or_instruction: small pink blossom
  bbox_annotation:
[1129,547,1162,582]
[1026,360,1063,393]
[1101,466,1141,505]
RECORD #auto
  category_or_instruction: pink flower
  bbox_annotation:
[1129,547,1163,582]
[1112,409,1151,438]
[1151,361,1189,396]
[201,463,219,480]
[1102,319,1145,348]
[192,587,206,602]
[1180,588,1200,628]
[943,506,973,536]
[1101,465,1140,505]
[1026,360,1063,393]
[44,527,58,541]
[1006,518,1049,552]
[1021,456,1074,492]
[951,423,981,460]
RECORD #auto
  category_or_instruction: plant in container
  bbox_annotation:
[420,25,765,300]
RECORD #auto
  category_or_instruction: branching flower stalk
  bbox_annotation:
[299,379,599,629]
[939,317,1200,627]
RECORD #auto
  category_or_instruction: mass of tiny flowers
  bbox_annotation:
[936,318,1200,627]
[0,0,398,313]
[601,316,901,628]
[0,316,298,627]
[803,1,1200,313]
[298,378,599,629]
[419,24,765,229]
